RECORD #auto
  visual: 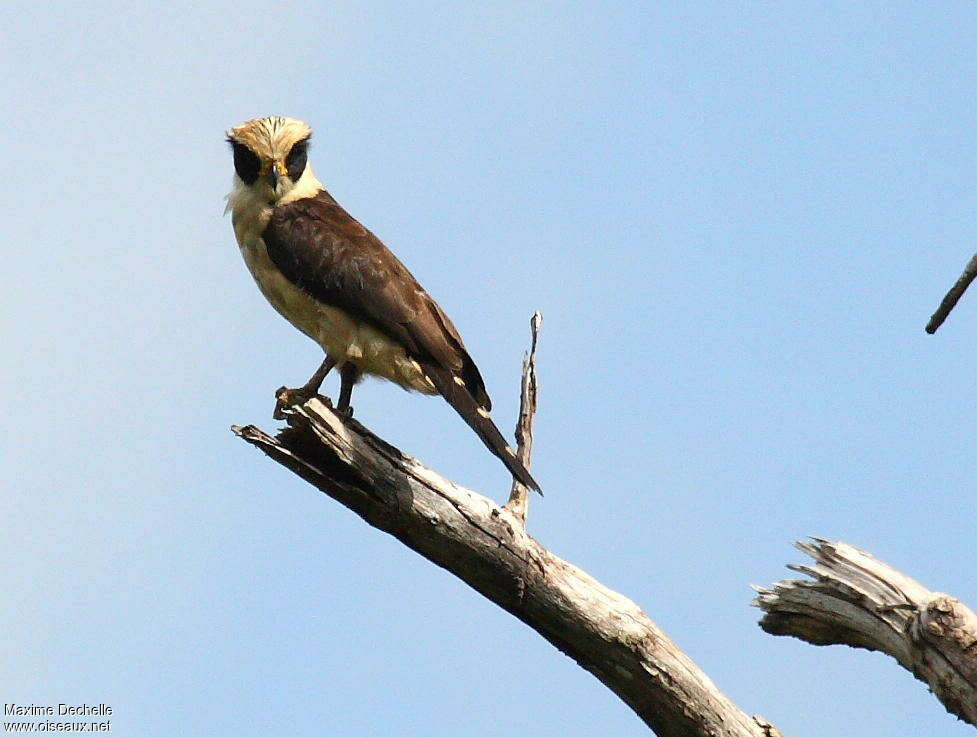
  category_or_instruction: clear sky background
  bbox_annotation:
[2,2,975,735]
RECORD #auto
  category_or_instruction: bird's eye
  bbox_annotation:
[229,141,261,184]
[286,139,309,181]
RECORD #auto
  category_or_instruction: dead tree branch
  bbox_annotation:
[755,538,977,726]
[232,400,783,736]
[503,311,541,523]
[926,249,977,333]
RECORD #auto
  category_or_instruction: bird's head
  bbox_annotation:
[226,116,314,204]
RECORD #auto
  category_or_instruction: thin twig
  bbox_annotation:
[925,250,977,333]
[504,311,541,522]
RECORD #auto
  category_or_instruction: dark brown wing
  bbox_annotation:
[263,190,490,409]
[262,189,540,491]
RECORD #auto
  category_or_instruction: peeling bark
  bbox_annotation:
[233,400,783,737]
[503,311,541,523]
[755,539,977,726]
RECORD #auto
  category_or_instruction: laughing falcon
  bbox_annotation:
[225,116,540,492]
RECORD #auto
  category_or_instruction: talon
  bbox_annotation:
[273,399,288,420]
[273,386,316,419]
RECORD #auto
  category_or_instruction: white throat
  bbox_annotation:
[224,164,325,221]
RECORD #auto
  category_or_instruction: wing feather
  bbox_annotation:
[262,189,538,491]
[263,191,490,408]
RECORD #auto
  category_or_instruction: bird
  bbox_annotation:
[225,116,540,492]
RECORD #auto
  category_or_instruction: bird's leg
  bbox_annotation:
[336,362,361,417]
[300,354,338,396]
[274,355,337,419]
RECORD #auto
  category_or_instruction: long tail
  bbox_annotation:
[426,367,541,493]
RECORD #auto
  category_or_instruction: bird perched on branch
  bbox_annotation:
[225,116,539,492]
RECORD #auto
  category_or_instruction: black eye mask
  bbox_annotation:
[228,140,261,185]
[286,139,309,181]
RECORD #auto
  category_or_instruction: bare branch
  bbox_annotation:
[755,538,977,725]
[233,401,784,737]
[925,250,977,333]
[504,311,542,522]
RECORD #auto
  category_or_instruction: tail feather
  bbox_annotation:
[426,366,541,493]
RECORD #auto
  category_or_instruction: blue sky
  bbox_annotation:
[2,2,975,735]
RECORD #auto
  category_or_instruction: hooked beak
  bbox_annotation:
[266,164,279,189]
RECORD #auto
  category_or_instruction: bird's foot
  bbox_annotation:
[273,385,354,420]
[273,385,322,420]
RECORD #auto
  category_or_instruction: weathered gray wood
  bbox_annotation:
[503,311,541,523]
[755,538,977,726]
[233,401,783,737]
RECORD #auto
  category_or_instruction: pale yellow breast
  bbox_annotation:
[227,186,436,395]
